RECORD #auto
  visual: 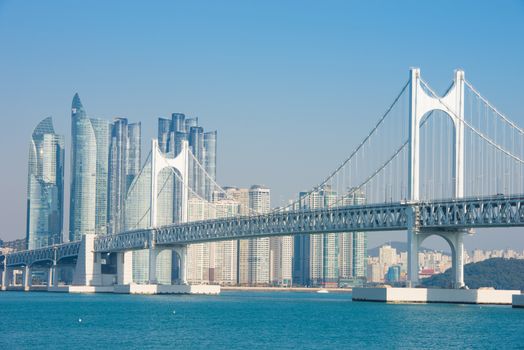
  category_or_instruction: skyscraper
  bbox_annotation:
[345,190,367,280]
[292,186,366,287]
[69,93,97,241]
[70,93,111,240]
[26,117,65,249]
[157,117,172,154]
[90,118,111,235]
[203,131,217,200]
[224,186,250,285]
[245,185,271,285]
[108,118,141,234]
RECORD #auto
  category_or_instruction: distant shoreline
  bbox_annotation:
[221,286,353,293]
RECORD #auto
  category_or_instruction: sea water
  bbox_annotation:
[0,291,523,349]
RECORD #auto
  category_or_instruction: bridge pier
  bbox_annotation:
[1,258,6,291]
[407,228,420,287]
[72,234,102,287]
[116,251,133,285]
[47,262,57,288]
[1,269,6,291]
[148,247,159,285]
[7,267,15,288]
[173,245,188,285]
[23,265,31,291]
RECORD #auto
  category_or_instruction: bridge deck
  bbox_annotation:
[2,195,524,266]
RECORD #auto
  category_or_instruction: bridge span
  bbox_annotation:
[2,194,524,292]
[2,67,524,294]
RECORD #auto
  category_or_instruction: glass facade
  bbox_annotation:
[157,117,172,154]
[69,93,97,241]
[203,131,217,200]
[69,93,112,240]
[26,117,65,249]
[108,118,141,234]
[90,117,111,235]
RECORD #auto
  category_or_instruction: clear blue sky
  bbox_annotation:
[1,1,523,250]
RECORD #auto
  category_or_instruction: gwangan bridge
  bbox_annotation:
[2,68,524,295]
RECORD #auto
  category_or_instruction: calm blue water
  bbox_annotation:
[0,291,523,349]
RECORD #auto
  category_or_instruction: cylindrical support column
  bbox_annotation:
[148,248,158,285]
[453,233,465,289]
[47,261,58,288]
[23,265,31,291]
[176,245,188,285]
[1,268,6,291]
[47,266,54,288]
[7,268,13,287]
[407,229,419,287]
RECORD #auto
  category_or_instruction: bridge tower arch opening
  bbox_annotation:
[411,232,465,288]
[418,110,456,201]
[407,68,467,288]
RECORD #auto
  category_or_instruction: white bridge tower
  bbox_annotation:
[148,139,189,285]
[407,68,468,288]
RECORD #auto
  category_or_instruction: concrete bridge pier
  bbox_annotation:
[6,267,15,288]
[1,258,7,291]
[173,245,188,285]
[72,234,102,287]
[408,229,466,289]
[23,265,31,291]
[1,269,6,291]
[116,251,133,285]
[148,247,159,285]
[47,262,57,288]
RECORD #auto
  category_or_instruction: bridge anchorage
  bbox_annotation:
[2,67,524,295]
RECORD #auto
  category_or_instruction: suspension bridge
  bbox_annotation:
[2,68,524,294]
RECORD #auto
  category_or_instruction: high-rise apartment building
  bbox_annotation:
[245,185,271,285]
[108,118,141,234]
[26,117,65,249]
[339,190,367,281]
[224,187,250,285]
[292,187,367,287]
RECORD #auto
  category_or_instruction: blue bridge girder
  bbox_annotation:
[3,195,524,267]
[3,242,80,268]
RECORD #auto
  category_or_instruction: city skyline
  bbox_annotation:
[9,93,524,252]
[1,1,524,252]
[2,3,524,349]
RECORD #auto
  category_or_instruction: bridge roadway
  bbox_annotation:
[2,194,524,268]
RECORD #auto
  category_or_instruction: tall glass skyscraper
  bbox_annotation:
[26,117,65,249]
[90,118,111,235]
[70,93,97,241]
[157,117,172,154]
[203,131,217,200]
[108,118,141,234]
[69,93,110,241]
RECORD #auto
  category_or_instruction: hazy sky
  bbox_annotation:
[1,1,523,250]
